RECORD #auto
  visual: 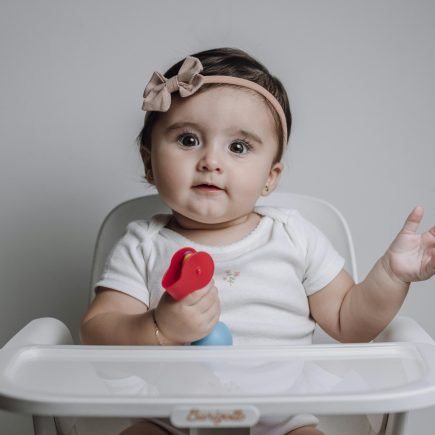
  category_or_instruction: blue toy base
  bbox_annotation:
[192,321,233,346]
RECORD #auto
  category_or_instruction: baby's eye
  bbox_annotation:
[178,133,200,148]
[228,141,251,155]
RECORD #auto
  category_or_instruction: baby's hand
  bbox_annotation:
[154,280,221,344]
[382,207,435,283]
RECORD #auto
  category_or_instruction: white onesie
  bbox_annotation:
[97,206,344,346]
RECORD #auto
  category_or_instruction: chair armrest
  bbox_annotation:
[374,315,434,344]
[2,317,73,349]
[369,317,433,433]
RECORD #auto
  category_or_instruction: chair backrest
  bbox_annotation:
[89,192,358,343]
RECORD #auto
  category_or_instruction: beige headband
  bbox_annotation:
[142,56,288,147]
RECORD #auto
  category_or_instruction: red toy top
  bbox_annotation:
[161,247,215,300]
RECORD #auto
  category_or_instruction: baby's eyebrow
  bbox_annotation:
[165,121,200,132]
[234,129,263,145]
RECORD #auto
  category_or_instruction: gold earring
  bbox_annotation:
[264,185,269,193]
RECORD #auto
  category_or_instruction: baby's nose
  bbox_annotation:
[198,147,223,173]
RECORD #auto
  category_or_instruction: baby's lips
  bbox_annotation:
[162,247,215,300]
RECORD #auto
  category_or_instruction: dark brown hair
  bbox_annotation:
[138,47,291,181]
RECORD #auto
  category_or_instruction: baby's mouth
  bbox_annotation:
[193,183,224,191]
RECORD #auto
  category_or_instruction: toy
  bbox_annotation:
[162,247,233,346]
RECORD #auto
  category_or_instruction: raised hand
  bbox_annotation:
[383,207,435,283]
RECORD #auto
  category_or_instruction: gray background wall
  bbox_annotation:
[0,0,434,433]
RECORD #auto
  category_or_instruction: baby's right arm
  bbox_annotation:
[80,282,220,345]
[80,288,157,345]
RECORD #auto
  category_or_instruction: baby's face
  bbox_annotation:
[149,86,282,227]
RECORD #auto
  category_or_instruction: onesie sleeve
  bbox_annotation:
[290,212,345,296]
[94,221,150,306]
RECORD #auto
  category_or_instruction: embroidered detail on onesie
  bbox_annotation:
[223,270,240,285]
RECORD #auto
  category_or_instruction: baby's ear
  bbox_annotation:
[140,144,154,184]
[262,161,283,196]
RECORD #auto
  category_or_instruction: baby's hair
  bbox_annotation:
[138,47,291,182]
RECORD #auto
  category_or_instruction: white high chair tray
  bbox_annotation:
[2,343,435,421]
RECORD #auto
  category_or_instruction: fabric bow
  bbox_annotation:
[142,56,204,112]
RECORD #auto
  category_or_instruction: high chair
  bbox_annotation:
[1,192,435,435]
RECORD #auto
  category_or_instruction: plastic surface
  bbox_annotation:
[2,342,435,417]
[162,248,214,301]
[375,316,435,344]
[3,318,73,349]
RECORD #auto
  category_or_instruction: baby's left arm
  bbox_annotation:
[309,207,435,343]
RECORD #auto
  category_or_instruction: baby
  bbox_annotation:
[80,47,435,435]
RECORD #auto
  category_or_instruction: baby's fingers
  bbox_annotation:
[183,280,215,306]
[401,206,424,234]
